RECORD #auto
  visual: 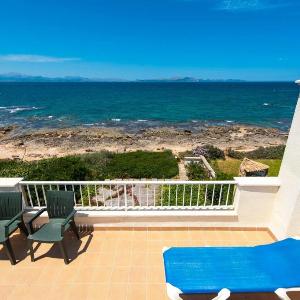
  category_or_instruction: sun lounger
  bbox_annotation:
[163,238,300,300]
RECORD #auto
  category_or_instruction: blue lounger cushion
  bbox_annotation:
[163,238,300,294]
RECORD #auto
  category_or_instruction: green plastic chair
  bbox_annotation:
[0,192,28,265]
[27,191,80,264]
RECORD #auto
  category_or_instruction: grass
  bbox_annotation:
[0,150,179,180]
[213,158,282,177]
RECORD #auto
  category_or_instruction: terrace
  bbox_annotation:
[0,80,300,299]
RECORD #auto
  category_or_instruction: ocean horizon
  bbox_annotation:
[0,81,298,132]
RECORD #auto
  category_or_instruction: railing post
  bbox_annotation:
[124,184,128,211]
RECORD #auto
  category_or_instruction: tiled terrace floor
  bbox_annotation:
[0,227,297,300]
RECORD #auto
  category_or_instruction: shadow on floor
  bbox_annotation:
[0,226,94,265]
[32,227,94,263]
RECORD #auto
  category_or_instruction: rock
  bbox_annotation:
[14,141,25,147]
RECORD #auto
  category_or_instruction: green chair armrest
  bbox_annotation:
[4,210,25,236]
[27,208,47,234]
[61,210,76,236]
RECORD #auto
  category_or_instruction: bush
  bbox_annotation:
[192,145,225,160]
[160,183,235,207]
[228,145,285,160]
[186,162,209,180]
[0,160,31,178]
[0,150,179,180]
[104,150,178,179]
[215,171,235,180]
[78,151,113,180]
[27,156,91,181]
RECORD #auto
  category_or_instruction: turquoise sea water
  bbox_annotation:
[0,82,298,132]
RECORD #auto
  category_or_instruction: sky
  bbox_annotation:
[0,0,299,81]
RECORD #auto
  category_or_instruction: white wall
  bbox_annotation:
[270,82,300,239]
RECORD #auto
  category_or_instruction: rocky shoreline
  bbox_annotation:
[0,125,288,161]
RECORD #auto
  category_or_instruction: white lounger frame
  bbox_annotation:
[163,237,300,300]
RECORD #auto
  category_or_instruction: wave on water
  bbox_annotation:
[0,105,41,114]
[111,118,121,122]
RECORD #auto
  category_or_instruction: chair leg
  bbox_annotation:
[70,221,80,240]
[3,239,16,265]
[58,240,69,264]
[28,239,35,262]
[18,221,29,236]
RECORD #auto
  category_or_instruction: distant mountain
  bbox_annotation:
[0,73,246,83]
[136,77,246,82]
[0,73,128,82]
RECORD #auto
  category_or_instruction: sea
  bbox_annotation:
[0,82,298,132]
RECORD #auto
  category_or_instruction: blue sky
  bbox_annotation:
[0,0,299,80]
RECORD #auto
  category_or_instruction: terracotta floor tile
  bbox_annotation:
[133,229,148,240]
[115,250,132,266]
[147,266,165,284]
[130,251,148,266]
[129,266,148,283]
[101,240,118,253]
[147,283,168,300]
[85,283,109,299]
[107,283,128,300]
[148,229,166,240]
[73,267,97,283]
[47,284,70,300]
[0,285,14,299]
[97,251,116,266]
[127,283,147,300]
[147,252,163,266]
[111,267,130,283]
[7,285,29,300]
[66,284,89,300]
[131,240,148,252]
[91,267,113,283]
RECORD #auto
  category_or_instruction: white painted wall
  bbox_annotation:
[234,177,279,228]
[270,81,300,239]
[0,178,23,192]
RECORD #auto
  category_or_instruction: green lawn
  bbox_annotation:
[213,158,282,177]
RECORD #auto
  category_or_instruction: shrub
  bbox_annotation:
[26,156,91,181]
[103,150,178,179]
[186,162,209,180]
[0,160,31,178]
[160,183,235,207]
[215,171,235,180]
[78,151,112,180]
[0,150,179,180]
[227,145,285,160]
[192,145,225,160]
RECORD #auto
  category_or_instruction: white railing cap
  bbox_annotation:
[0,177,24,188]
[20,179,235,185]
[234,176,281,187]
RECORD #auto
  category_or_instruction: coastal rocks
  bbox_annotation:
[14,141,25,147]
[0,125,18,139]
[0,124,288,161]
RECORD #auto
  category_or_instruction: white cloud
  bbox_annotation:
[218,0,287,10]
[0,54,80,63]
